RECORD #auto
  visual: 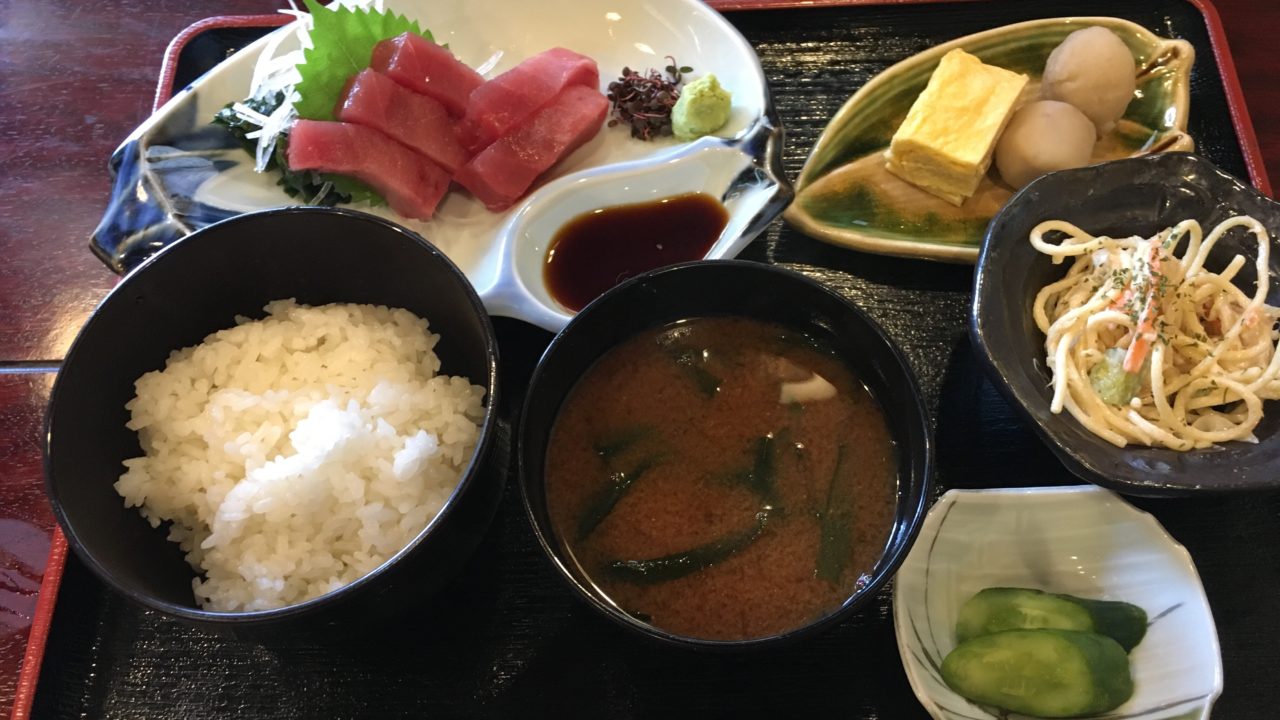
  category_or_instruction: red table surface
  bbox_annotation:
[0,1,1275,717]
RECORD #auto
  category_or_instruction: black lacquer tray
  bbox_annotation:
[32,1,1280,718]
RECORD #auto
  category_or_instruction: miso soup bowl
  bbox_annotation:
[517,260,934,650]
[45,207,503,638]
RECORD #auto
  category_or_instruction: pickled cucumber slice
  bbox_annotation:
[1066,595,1149,653]
[956,587,1148,651]
[941,629,1134,717]
[956,587,1092,642]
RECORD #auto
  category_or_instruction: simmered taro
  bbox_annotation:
[545,317,898,641]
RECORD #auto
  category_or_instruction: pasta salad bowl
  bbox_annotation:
[970,152,1280,495]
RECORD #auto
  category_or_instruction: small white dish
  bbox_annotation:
[91,0,790,332]
[894,486,1222,720]
[488,138,781,329]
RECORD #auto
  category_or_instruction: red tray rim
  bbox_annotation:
[11,0,1270,717]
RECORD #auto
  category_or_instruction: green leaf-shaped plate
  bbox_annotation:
[784,16,1194,263]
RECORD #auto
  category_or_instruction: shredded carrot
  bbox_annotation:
[1123,334,1151,373]
[1122,241,1164,373]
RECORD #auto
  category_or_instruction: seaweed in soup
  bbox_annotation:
[545,317,897,641]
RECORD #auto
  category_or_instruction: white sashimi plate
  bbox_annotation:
[92,0,790,331]
[894,486,1222,720]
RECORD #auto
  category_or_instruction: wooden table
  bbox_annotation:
[0,1,1275,717]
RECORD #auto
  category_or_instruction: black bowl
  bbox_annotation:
[45,207,502,635]
[972,152,1280,495]
[518,260,933,649]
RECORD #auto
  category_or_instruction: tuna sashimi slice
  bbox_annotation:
[336,69,470,174]
[287,120,450,221]
[459,47,600,153]
[370,32,484,117]
[454,84,608,212]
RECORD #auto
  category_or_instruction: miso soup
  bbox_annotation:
[544,316,898,641]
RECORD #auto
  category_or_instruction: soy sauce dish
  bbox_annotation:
[518,261,933,648]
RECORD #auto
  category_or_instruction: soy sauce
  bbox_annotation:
[544,193,729,311]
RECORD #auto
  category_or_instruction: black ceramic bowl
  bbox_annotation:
[972,152,1280,495]
[45,207,502,635]
[518,260,933,649]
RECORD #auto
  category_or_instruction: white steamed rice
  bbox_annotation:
[114,299,486,612]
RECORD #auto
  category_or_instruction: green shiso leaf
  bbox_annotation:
[293,0,431,122]
[210,1,419,207]
[327,174,384,206]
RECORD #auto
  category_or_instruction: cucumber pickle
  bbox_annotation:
[957,587,1148,651]
[956,587,1092,641]
[941,629,1134,718]
[942,588,1147,717]
[1066,594,1148,653]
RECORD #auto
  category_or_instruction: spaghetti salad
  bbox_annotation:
[1030,216,1280,449]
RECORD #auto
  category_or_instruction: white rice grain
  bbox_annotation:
[114,299,485,612]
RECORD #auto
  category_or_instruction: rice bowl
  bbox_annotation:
[114,299,486,612]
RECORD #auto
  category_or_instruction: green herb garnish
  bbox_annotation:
[213,92,285,156]
[212,0,432,207]
[606,56,693,141]
[214,95,350,204]
[294,0,430,121]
